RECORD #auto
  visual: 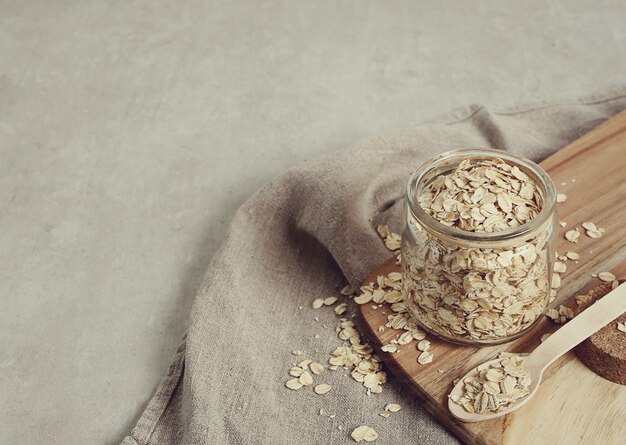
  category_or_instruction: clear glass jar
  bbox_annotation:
[401,149,558,346]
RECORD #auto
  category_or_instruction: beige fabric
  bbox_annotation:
[122,90,626,445]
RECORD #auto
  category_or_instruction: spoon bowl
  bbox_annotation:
[448,355,543,422]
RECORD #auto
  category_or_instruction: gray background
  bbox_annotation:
[1,1,625,444]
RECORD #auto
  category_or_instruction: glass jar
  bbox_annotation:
[401,148,558,346]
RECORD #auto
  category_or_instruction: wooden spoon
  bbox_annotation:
[448,281,626,422]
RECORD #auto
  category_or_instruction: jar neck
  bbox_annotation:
[405,148,557,246]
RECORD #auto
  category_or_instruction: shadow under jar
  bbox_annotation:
[401,149,558,346]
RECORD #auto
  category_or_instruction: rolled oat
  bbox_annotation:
[351,425,378,442]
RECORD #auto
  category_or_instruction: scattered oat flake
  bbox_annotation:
[354,293,373,305]
[617,322,626,333]
[417,351,434,365]
[581,221,596,230]
[376,224,390,239]
[397,331,413,345]
[298,371,313,386]
[312,299,324,309]
[553,262,567,273]
[417,339,431,352]
[556,193,567,203]
[388,272,402,281]
[581,222,604,238]
[598,272,616,282]
[586,229,603,238]
[565,229,580,243]
[377,224,401,251]
[298,359,312,368]
[351,425,378,442]
[412,329,427,341]
[292,350,303,356]
[385,403,401,412]
[565,251,579,260]
[324,297,338,306]
[384,291,403,304]
[379,412,390,418]
[285,379,302,390]
[341,284,356,296]
[384,237,401,252]
[289,366,303,377]
[546,305,574,324]
[561,305,574,318]
[559,221,567,227]
[334,303,348,315]
[310,362,324,375]
[314,383,332,395]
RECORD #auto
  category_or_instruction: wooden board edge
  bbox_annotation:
[540,108,626,170]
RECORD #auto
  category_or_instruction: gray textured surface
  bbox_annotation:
[0,1,624,444]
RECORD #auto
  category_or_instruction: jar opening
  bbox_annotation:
[406,148,557,244]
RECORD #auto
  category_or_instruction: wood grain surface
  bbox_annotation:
[356,109,626,445]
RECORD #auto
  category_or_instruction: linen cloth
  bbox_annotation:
[122,90,626,445]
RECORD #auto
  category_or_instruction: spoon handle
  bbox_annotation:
[527,281,626,371]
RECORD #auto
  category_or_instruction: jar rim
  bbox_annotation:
[406,148,557,243]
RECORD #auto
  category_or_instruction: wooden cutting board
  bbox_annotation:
[356,110,626,445]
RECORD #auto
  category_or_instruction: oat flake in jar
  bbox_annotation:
[401,149,558,346]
